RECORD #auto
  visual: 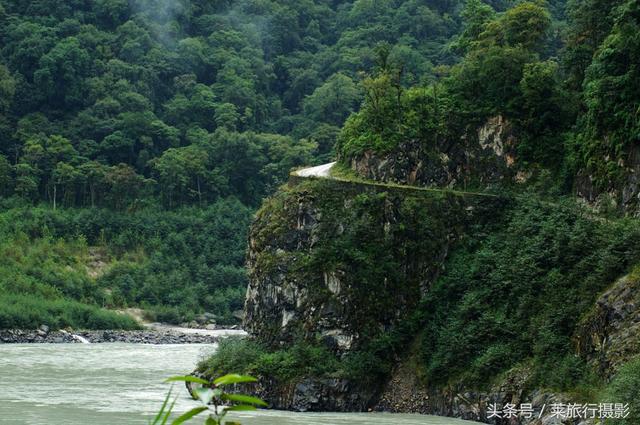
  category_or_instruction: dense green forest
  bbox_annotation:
[0,0,502,327]
[197,0,640,408]
[338,0,639,193]
[1,0,638,329]
[336,0,640,394]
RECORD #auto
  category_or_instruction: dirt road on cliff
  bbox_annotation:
[293,162,337,178]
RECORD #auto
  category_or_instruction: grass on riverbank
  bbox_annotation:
[197,337,343,383]
[0,198,252,329]
[0,215,139,330]
[0,293,139,330]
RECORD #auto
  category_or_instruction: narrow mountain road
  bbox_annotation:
[293,162,337,177]
[292,161,501,198]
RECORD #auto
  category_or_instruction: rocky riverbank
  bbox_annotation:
[0,326,246,344]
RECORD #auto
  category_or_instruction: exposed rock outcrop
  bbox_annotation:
[347,116,520,189]
[375,359,594,425]
[575,268,640,376]
[242,178,506,413]
[244,179,501,352]
[240,137,640,422]
[0,328,226,344]
[576,144,640,216]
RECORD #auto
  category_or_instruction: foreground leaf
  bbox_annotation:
[171,406,209,425]
[162,397,177,425]
[222,393,267,407]
[165,375,210,386]
[194,388,215,406]
[213,374,257,386]
[150,389,172,425]
[224,405,257,411]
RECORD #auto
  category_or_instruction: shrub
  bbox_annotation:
[601,358,640,424]
[0,293,139,330]
[420,197,640,389]
[199,337,342,384]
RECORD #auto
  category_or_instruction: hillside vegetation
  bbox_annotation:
[338,0,639,201]
[198,0,640,416]
[0,0,500,327]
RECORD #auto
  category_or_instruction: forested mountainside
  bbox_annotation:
[337,0,640,213]
[199,0,640,422]
[0,0,507,328]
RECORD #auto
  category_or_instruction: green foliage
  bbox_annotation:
[303,73,361,127]
[600,357,640,424]
[419,197,640,389]
[448,45,534,117]
[572,0,640,188]
[0,293,138,330]
[479,1,551,52]
[338,82,453,157]
[199,337,342,384]
[451,0,496,55]
[339,1,571,170]
[153,374,265,425]
[516,60,572,166]
[563,0,625,91]
[0,0,468,211]
[0,198,252,326]
[225,179,495,388]
[0,63,15,111]
[0,217,139,329]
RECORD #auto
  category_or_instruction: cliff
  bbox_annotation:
[238,178,505,411]
[575,144,640,217]
[245,179,502,350]
[345,115,640,217]
[210,115,640,423]
[345,116,524,190]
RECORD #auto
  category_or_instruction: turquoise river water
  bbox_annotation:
[0,343,481,425]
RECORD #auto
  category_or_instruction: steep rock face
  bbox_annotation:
[243,179,503,411]
[576,143,640,216]
[244,179,496,350]
[575,268,640,376]
[374,268,640,424]
[231,377,375,412]
[376,368,591,425]
[347,116,521,189]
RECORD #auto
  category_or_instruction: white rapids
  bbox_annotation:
[71,334,91,344]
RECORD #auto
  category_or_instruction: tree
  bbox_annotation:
[33,37,91,109]
[359,71,403,133]
[447,1,554,118]
[150,145,214,207]
[0,64,15,112]
[21,134,79,202]
[563,0,626,91]
[214,103,240,131]
[517,60,571,165]
[479,1,552,52]
[52,162,81,209]
[452,0,496,54]
[0,154,12,197]
[0,65,15,166]
[576,0,640,186]
[95,0,129,29]
[303,73,361,127]
[78,161,107,207]
[100,131,135,164]
[13,162,39,201]
[103,164,149,210]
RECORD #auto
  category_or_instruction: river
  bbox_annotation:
[0,343,480,425]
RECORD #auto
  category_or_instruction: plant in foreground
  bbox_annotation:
[151,374,266,425]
